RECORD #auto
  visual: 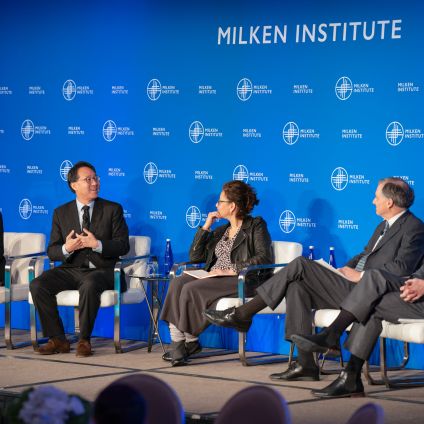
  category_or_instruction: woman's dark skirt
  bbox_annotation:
[160,273,238,336]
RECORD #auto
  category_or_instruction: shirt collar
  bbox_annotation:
[387,210,406,227]
[76,199,95,211]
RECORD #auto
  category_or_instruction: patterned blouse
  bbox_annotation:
[211,226,241,273]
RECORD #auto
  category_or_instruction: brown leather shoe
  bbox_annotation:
[38,337,70,355]
[76,339,92,357]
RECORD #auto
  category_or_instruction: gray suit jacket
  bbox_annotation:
[345,211,424,277]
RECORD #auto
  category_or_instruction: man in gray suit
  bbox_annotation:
[204,177,424,384]
[291,267,424,398]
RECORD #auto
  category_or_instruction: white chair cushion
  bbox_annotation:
[215,297,286,314]
[4,232,46,286]
[214,241,301,314]
[0,285,29,303]
[123,236,150,289]
[381,320,424,344]
[313,309,340,327]
[50,287,146,307]
[313,309,424,342]
[28,235,150,308]
[313,309,353,331]
[272,241,303,272]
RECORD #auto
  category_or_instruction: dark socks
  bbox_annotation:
[346,354,365,377]
[235,295,267,320]
[313,309,356,349]
[297,349,317,369]
[327,309,356,336]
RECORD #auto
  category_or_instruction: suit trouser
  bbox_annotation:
[30,267,114,340]
[341,269,424,360]
[256,256,355,341]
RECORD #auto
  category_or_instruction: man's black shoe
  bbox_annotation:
[269,362,319,381]
[312,370,365,398]
[203,307,252,332]
[162,340,202,362]
[291,329,339,354]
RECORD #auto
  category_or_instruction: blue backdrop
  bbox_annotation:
[1,0,423,368]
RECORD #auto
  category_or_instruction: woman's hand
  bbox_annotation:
[202,211,221,231]
[211,269,237,276]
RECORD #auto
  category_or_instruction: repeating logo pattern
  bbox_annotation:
[144,162,159,184]
[147,79,162,101]
[186,206,202,228]
[279,210,296,233]
[189,121,205,143]
[233,165,249,183]
[335,76,353,100]
[282,122,300,145]
[60,160,73,181]
[103,120,117,142]
[62,80,77,101]
[19,198,32,220]
[21,120,34,141]
[331,167,349,191]
[237,78,253,101]
[386,121,404,146]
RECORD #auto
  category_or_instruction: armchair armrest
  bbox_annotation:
[237,262,288,303]
[169,260,204,279]
[5,252,47,290]
[114,254,150,293]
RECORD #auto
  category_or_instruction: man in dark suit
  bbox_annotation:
[0,211,4,286]
[30,161,129,357]
[291,266,424,398]
[204,177,424,381]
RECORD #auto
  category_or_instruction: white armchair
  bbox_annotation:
[314,309,424,387]
[170,241,303,366]
[2,232,46,349]
[29,235,152,353]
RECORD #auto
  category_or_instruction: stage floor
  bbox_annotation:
[1,335,424,423]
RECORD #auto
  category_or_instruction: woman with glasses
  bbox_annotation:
[160,180,272,366]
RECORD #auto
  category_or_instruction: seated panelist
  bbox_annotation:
[291,267,424,398]
[160,180,273,366]
[30,161,130,357]
[204,177,424,382]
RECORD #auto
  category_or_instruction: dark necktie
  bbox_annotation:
[81,205,90,232]
[355,221,389,272]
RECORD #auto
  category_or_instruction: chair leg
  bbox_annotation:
[74,307,80,335]
[30,303,40,351]
[238,327,291,367]
[114,297,123,353]
[113,286,150,354]
[364,338,424,388]
[318,343,344,375]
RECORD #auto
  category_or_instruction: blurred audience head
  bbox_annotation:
[93,383,146,424]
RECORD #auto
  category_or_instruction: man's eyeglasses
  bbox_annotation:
[78,175,100,184]
[217,199,232,204]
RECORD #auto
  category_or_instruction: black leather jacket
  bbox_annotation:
[189,216,273,293]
